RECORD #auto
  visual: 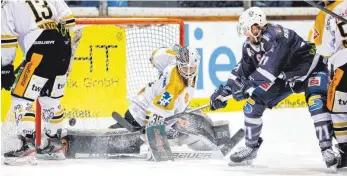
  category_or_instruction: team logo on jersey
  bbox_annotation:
[308,76,321,87]
[308,95,323,112]
[260,82,274,91]
[243,98,255,114]
[256,54,262,62]
[246,48,254,57]
[275,27,282,34]
[313,28,320,40]
[157,92,172,107]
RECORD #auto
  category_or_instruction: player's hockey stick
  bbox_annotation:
[164,95,233,123]
[219,128,244,156]
[304,0,347,24]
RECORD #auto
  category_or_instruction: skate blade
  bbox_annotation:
[228,160,253,166]
[4,155,37,166]
[36,152,66,160]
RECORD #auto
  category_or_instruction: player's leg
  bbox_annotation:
[35,30,71,160]
[36,96,66,160]
[3,51,50,165]
[229,80,291,165]
[327,54,347,168]
[304,63,339,169]
[3,97,37,165]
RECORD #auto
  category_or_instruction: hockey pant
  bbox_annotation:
[11,29,71,138]
[243,61,333,150]
[327,49,347,144]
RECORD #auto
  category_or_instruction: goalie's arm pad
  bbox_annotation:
[150,47,177,74]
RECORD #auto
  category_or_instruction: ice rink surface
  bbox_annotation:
[1,108,347,176]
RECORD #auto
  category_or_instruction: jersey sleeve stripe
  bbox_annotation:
[2,38,17,44]
[1,43,18,48]
[1,35,18,39]
[1,37,18,48]
[61,15,75,27]
[61,14,74,21]
[65,19,76,27]
[256,67,277,82]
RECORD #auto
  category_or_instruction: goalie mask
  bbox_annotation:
[170,43,182,53]
[176,46,200,80]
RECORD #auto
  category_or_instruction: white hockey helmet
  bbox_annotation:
[237,7,267,37]
[176,46,200,80]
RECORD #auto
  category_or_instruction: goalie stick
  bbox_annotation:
[111,94,233,131]
[112,112,142,132]
[304,0,347,24]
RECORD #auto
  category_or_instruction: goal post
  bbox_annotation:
[31,18,185,148]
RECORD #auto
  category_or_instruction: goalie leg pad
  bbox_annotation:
[173,110,230,150]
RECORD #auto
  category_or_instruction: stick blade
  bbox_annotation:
[146,124,174,162]
[220,128,245,156]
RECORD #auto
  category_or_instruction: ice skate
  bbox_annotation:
[336,143,347,169]
[228,137,263,166]
[321,148,340,172]
[36,130,66,160]
[3,135,37,166]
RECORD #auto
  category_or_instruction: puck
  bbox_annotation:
[69,118,76,126]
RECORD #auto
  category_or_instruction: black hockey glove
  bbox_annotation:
[210,85,232,111]
[1,64,15,91]
[227,77,249,101]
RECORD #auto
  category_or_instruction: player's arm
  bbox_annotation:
[213,42,257,102]
[313,11,335,57]
[242,30,290,92]
[53,0,75,28]
[1,4,18,90]
[1,4,18,66]
[213,30,289,103]
[150,47,178,74]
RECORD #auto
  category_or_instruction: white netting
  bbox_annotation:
[126,24,180,98]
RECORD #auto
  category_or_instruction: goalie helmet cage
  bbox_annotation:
[33,18,185,147]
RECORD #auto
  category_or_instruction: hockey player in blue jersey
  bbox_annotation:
[209,7,340,170]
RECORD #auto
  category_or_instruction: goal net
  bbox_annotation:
[1,18,184,154]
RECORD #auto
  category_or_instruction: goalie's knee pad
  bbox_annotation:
[11,97,36,137]
[38,97,64,137]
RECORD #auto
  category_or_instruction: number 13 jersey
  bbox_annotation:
[1,0,75,66]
